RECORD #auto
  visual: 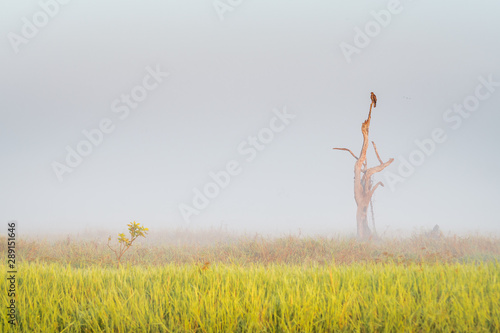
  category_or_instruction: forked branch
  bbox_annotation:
[332,148,358,160]
[372,141,383,164]
[370,181,384,195]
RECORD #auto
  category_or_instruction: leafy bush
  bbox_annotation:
[107,221,148,267]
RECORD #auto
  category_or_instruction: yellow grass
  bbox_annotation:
[1,232,499,332]
[1,262,499,332]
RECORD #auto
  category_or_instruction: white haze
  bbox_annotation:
[1,0,499,237]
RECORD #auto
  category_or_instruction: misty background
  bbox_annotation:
[1,0,499,236]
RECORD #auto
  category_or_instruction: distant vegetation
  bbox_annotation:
[4,230,499,267]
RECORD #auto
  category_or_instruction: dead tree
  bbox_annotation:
[334,93,394,240]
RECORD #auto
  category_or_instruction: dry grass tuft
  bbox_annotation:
[3,229,499,268]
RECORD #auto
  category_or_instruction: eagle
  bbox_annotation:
[371,92,377,107]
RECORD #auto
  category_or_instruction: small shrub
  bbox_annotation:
[107,221,148,267]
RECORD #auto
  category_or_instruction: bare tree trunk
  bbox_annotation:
[334,93,394,240]
[356,198,371,239]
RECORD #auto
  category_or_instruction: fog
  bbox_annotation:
[1,0,499,237]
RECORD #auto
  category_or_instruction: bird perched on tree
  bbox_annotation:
[371,92,377,107]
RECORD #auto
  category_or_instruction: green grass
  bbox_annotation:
[1,262,499,332]
[1,232,500,332]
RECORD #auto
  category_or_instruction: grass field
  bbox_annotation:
[1,231,500,332]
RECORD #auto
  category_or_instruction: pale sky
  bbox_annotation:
[1,0,499,236]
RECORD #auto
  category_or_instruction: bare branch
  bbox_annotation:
[333,148,358,160]
[365,158,394,184]
[371,141,384,164]
[370,181,384,194]
[355,103,373,185]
